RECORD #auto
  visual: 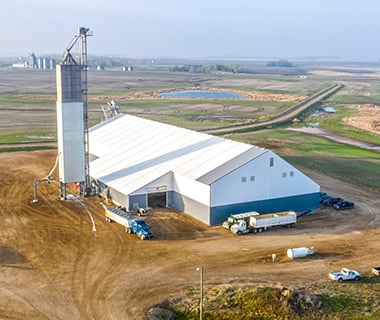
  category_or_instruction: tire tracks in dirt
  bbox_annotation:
[70,198,134,319]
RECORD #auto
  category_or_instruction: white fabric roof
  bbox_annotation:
[89,114,266,195]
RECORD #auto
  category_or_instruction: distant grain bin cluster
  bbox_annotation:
[12,52,56,70]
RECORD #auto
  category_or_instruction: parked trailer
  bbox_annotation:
[104,207,135,232]
[222,211,260,229]
[103,206,153,240]
[230,211,296,235]
[287,247,314,259]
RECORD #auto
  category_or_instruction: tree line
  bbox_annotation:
[170,64,239,73]
[266,59,293,67]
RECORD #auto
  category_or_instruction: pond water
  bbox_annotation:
[159,90,246,99]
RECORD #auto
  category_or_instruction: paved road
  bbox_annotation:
[204,83,342,134]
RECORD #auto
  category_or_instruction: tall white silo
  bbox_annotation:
[56,60,85,199]
[43,57,49,69]
[38,57,43,69]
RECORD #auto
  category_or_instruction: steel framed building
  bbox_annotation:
[89,114,320,225]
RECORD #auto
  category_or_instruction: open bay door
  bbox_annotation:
[148,192,167,208]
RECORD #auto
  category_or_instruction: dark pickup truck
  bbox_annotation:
[323,197,343,206]
[333,200,354,210]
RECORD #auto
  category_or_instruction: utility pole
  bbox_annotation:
[196,266,204,320]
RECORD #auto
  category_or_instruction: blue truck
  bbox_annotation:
[129,219,154,240]
[103,206,153,240]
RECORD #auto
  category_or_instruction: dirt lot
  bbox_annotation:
[344,104,380,135]
[1,150,379,319]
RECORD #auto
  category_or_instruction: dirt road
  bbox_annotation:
[0,150,379,319]
[204,83,342,134]
[289,127,380,152]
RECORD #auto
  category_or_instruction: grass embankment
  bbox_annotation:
[153,275,380,319]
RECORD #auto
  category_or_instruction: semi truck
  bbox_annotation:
[230,211,296,235]
[222,211,260,229]
[103,206,153,240]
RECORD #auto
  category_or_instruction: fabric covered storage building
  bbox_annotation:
[89,114,320,225]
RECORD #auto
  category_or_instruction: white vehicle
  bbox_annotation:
[230,211,296,235]
[329,268,360,282]
[137,208,148,216]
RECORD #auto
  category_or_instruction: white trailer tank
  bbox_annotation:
[287,247,314,259]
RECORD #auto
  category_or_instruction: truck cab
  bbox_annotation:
[230,220,249,234]
[223,216,238,229]
[222,211,259,230]
[131,219,153,240]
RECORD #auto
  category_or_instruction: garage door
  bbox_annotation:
[148,192,166,208]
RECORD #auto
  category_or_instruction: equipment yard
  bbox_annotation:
[1,150,379,319]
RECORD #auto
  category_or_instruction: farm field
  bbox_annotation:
[0,65,379,319]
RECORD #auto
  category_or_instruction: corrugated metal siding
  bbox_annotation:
[108,188,128,208]
[56,63,85,183]
[57,101,85,183]
[172,192,210,225]
[56,64,82,102]
[209,192,320,225]
[129,194,147,212]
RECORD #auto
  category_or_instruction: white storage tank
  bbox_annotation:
[287,247,314,259]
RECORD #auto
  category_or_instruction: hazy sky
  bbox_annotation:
[0,0,379,59]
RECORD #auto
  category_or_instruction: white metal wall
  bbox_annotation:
[131,172,173,196]
[172,173,210,206]
[210,150,319,207]
[57,101,85,183]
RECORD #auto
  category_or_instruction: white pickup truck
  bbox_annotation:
[329,268,360,282]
